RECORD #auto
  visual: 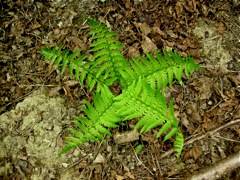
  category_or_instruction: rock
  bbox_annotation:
[113,130,139,144]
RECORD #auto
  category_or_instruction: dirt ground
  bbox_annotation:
[0,0,240,179]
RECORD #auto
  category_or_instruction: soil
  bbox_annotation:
[0,0,240,179]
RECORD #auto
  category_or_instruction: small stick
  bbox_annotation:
[184,151,240,180]
[59,155,88,174]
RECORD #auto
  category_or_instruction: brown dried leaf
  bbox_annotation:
[181,113,196,133]
[227,74,240,86]
[166,29,178,38]
[188,48,202,57]
[48,86,62,97]
[165,41,175,47]
[63,84,73,100]
[201,4,208,16]
[141,35,157,53]
[177,44,188,51]
[124,172,135,179]
[125,0,131,9]
[152,26,166,37]
[175,1,183,18]
[116,175,124,180]
[150,33,164,47]
[141,131,157,143]
[70,36,86,51]
[133,22,151,35]
[128,45,140,58]
[186,103,202,123]
[191,78,213,100]
[202,113,218,131]
[64,80,79,87]
[29,20,41,29]
[218,22,225,34]
[191,146,202,161]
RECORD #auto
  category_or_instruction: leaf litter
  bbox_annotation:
[0,0,240,179]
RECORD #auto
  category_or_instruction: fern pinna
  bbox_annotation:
[41,18,202,158]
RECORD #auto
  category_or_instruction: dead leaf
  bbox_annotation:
[201,4,208,16]
[175,1,183,18]
[93,154,105,164]
[186,103,202,123]
[116,175,124,180]
[191,78,213,100]
[48,86,62,97]
[166,30,178,38]
[29,20,41,29]
[192,146,202,161]
[77,160,87,169]
[188,48,202,57]
[124,172,135,179]
[70,36,86,51]
[227,74,240,86]
[165,41,175,47]
[64,80,79,87]
[177,44,188,51]
[141,35,157,53]
[141,131,157,143]
[214,86,229,100]
[133,22,151,35]
[181,113,196,133]
[218,22,225,34]
[202,113,218,131]
[184,146,202,161]
[11,21,24,38]
[53,28,60,35]
[63,84,73,99]
[125,0,131,9]
[128,44,140,58]
[150,33,164,47]
[152,26,166,37]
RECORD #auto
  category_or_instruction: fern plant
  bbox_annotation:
[41,18,202,159]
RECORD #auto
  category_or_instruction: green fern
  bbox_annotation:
[87,18,129,87]
[41,18,203,159]
[120,50,202,90]
[41,46,110,92]
[60,85,120,155]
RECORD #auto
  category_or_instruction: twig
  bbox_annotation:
[184,151,240,180]
[159,119,240,159]
[133,150,154,175]
[59,155,88,174]
[212,135,240,143]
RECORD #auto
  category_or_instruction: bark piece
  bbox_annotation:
[185,151,240,180]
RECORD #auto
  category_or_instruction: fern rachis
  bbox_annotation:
[41,18,203,159]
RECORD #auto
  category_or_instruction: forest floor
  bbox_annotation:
[0,0,240,179]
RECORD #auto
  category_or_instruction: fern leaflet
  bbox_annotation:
[114,78,177,135]
[41,46,115,92]
[59,85,120,155]
[120,50,203,90]
[87,18,129,86]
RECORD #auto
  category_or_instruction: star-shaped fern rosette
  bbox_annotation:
[41,18,202,158]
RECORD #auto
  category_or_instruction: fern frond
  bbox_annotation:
[121,50,202,90]
[87,18,130,85]
[60,86,121,154]
[113,78,183,157]
[114,78,174,134]
[41,46,115,91]
[46,19,203,159]
[174,132,184,159]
